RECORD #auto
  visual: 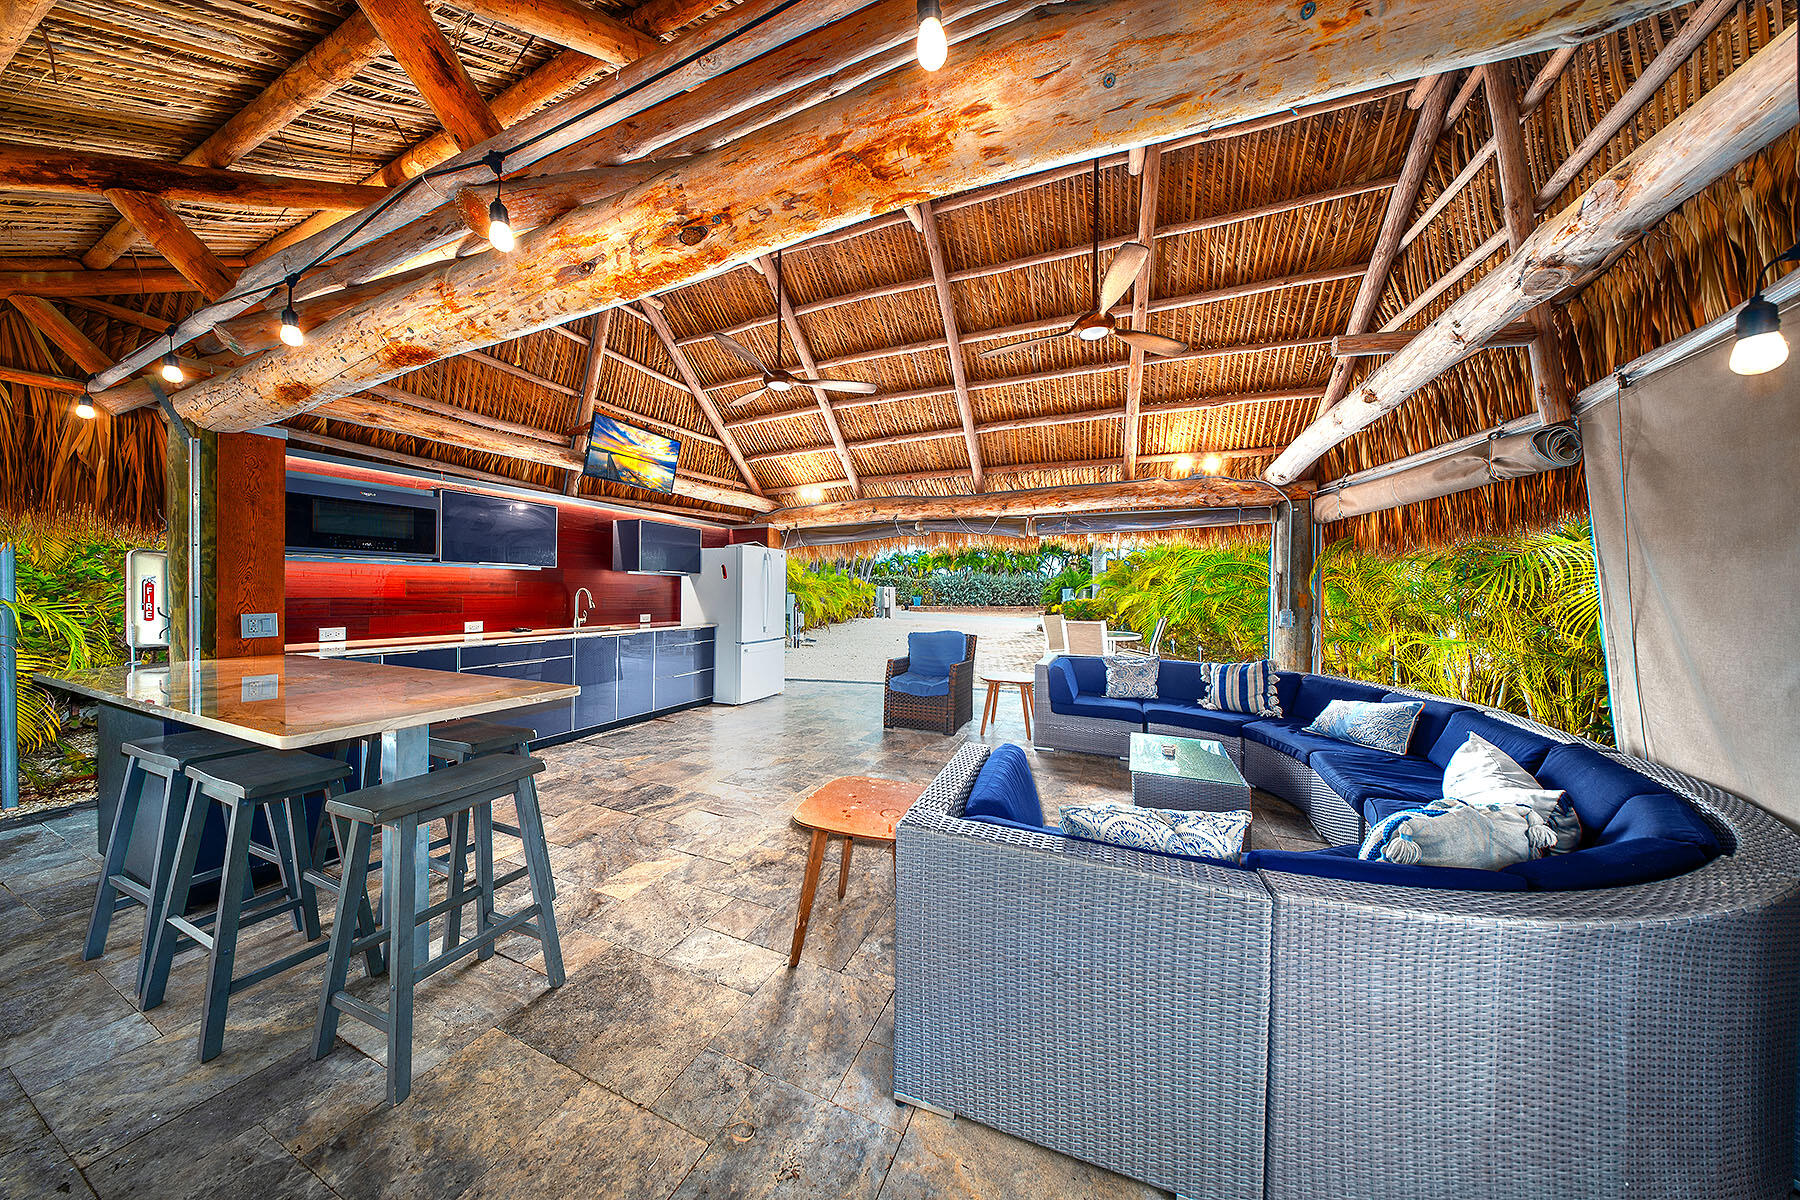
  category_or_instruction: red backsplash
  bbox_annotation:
[285,458,730,644]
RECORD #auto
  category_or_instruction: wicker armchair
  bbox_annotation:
[883,632,977,734]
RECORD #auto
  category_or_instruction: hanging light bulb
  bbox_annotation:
[1201,452,1224,474]
[915,0,947,71]
[799,484,826,504]
[487,197,516,253]
[74,401,96,420]
[160,351,183,384]
[279,276,304,347]
[1729,295,1788,376]
[1173,454,1194,476]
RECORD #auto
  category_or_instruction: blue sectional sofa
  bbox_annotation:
[1033,655,1722,889]
[894,736,1800,1200]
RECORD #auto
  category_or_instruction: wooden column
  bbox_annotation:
[1268,498,1317,673]
[565,307,609,495]
[166,428,287,660]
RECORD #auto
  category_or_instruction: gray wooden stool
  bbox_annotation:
[428,718,541,908]
[312,752,562,1104]
[85,729,257,997]
[143,748,356,1062]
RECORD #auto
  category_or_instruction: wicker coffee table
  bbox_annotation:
[1129,731,1251,812]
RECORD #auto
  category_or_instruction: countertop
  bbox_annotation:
[286,621,718,656]
[38,655,579,750]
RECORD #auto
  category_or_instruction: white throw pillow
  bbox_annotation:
[1103,654,1159,699]
[1359,803,1536,870]
[1443,733,1539,799]
[1442,734,1581,854]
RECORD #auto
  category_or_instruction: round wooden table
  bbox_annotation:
[979,670,1036,740]
[788,776,922,967]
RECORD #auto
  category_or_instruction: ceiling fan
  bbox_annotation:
[719,251,878,405]
[979,158,1187,361]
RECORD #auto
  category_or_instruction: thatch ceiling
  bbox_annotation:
[0,0,1795,549]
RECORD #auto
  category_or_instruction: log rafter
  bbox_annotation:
[909,201,985,492]
[752,254,861,495]
[353,0,503,150]
[638,300,766,495]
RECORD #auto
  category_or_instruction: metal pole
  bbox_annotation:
[187,436,201,661]
[1,543,18,810]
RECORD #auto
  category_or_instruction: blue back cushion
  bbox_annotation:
[963,743,1044,827]
[908,630,967,679]
[1157,659,1208,703]
[1045,658,1079,707]
[1062,655,1108,696]
[1503,838,1713,890]
[1272,672,1305,720]
[1289,676,1388,727]
[1535,745,1667,832]
[1382,692,1464,758]
[1245,845,1527,892]
[1427,710,1559,772]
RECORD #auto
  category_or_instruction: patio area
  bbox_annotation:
[0,681,1323,1200]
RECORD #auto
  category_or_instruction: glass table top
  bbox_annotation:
[1129,731,1246,786]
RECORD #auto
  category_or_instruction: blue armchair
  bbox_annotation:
[883,631,977,734]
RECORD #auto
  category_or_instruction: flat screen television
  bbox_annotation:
[583,415,679,492]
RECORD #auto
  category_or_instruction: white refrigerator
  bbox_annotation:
[693,544,786,704]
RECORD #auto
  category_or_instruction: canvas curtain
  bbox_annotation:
[1580,305,1800,821]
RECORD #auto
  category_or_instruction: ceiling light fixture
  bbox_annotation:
[74,401,95,420]
[1173,454,1194,476]
[916,0,947,71]
[799,484,826,503]
[485,152,516,253]
[279,276,304,347]
[1201,452,1224,474]
[160,327,183,384]
[1728,238,1798,376]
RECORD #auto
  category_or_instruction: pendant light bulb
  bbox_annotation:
[1729,295,1788,376]
[160,351,183,384]
[1172,455,1194,476]
[916,0,947,71]
[74,401,96,420]
[487,198,516,253]
[279,277,304,346]
[1201,453,1224,474]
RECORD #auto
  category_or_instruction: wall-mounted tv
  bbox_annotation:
[583,415,679,492]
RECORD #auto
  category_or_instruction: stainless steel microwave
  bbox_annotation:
[285,473,439,559]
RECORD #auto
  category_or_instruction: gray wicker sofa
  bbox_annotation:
[894,739,1800,1200]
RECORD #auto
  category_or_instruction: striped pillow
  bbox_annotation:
[1199,659,1283,717]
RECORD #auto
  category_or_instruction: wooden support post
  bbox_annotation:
[458,0,660,66]
[354,0,503,149]
[165,429,287,660]
[1483,60,1571,424]
[99,191,237,301]
[1122,146,1160,480]
[0,0,56,77]
[1267,497,1317,673]
[909,202,984,492]
[753,255,860,496]
[637,301,765,495]
[565,308,609,495]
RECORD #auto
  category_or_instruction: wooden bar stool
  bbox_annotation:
[428,717,541,913]
[85,729,258,997]
[142,749,356,1062]
[312,752,563,1104]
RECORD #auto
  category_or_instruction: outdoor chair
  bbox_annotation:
[1064,620,1108,655]
[883,630,977,734]
[1144,617,1168,656]
[1043,612,1066,653]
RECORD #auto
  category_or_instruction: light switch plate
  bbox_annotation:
[319,626,346,643]
[240,612,279,639]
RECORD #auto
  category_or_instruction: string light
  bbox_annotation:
[279,276,304,347]
[1729,296,1787,376]
[74,401,95,420]
[799,484,826,503]
[915,0,947,71]
[486,152,515,253]
[1173,455,1194,476]
[1201,453,1224,474]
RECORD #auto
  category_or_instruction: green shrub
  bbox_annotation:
[1056,596,1114,621]
[873,570,1044,607]
[787,560,874,629]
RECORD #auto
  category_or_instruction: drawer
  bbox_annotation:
[387,648,458,672]
[460,638,574,668]
[654,669,713,710]
[618,632,656,675]
[462,657,574,686]
[654,637,715,678]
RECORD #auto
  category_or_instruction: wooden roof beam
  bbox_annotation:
[354,0,503,149]
[565,308,611,495]
[1122,145,1160,481]
[638,301,765,495]
[0,0,57,77]
[0,266,234,298]
[0,364,86,395]
[7,296,116,375]
[910,202,984,491]
[1483,60,1570,424]
[765,476,1287,528]
[458,0,660,67]
[1333,322,1536,356]
[754,255,861,495]
[0,141,389,211]
[173,0,1684,428]
[772,446,1289,494]
[1314,73,1454,419]
[1267,23,1799,485]
[100,191,237,302]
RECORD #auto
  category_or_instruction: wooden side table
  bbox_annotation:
[979,670,1036,740]
[788,776,922,967]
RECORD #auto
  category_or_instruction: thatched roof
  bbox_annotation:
[0,0,1794,550]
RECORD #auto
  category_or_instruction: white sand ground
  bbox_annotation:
[784,609,1048,683]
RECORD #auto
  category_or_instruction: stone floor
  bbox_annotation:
[0,682,1324,1199]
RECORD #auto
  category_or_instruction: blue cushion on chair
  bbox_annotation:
[963,743,1045,826]
[1245,845,1528,891]
[1142,702,1260,738]
[1534,745,1667,831]
[1363,796,1433,825]
[1310,749,1445,807]
[1288,676,1390,728]
[1427,710,1559,772]
[888,671,951,697]
[1063,655,1108,695]
[1502,837,1712,890]
[908,630,967,679]
[1156,660,1208,703]
[1242,719,1364,761]
[1058,694,1147,723]
[1384,693,1465,757]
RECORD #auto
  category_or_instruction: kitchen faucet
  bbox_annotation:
[573,587,595,630]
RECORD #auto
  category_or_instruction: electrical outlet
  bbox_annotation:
[240,612,279,639]
[319,627,346,643]
[240,674,279,702]
[464,621,484,633]
[639,613,651,624]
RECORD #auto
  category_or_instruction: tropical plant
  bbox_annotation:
[1093,543,1269,661]
[786,559,875,628]
[1055,596,1114,622]
[1039,561,1093,608]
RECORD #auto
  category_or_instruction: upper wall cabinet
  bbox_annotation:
[613,519,702,575]
[439,490,558,568]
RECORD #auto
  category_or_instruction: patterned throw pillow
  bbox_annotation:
[1104,654,1159,699]
[1304,698,1424,755]
[1059,801,1250,860]
[1198,660,1282,717]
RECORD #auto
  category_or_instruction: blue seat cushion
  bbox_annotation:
[908,630,968,679]
[1141,702,1260,739]
[1427,710,1559,772]
[965,814,1064,837]
[1287,676,1390,728]
[1534,745,1668,832]
[1502,837,1713,890]
[888,671,950,697]
[1242,719,1365,761]
[1381,692,1465,757]
[1245,844,1528,891]
[1056,694,1147,723]
[1156,659,1208,704]
[1311,749,1446,807]
[963,743,1045,827]
[1363,796,1433,825]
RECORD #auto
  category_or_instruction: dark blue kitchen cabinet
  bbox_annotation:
[618,632,655,719]
[575,636,619,729]
[463,656,574,738]
[653,629,714,677]
[654,668,714,710]
[387,647,458,672]
[461,638,572,668]
[439,490,558,567]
